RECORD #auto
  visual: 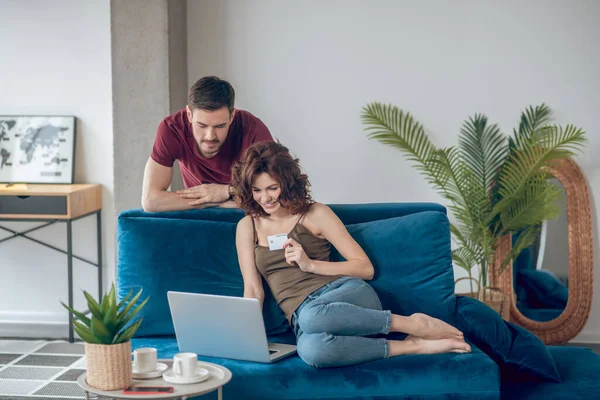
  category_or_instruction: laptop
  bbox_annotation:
[167,291,297,363]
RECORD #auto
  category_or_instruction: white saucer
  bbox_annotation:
[132,362,168,379]
[162,366,210,385]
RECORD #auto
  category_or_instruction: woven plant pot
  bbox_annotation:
[84,341,132,390]
[455,277,511,321]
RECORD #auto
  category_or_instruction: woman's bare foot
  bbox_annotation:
[388,335,471,357]
[391,313,463,340]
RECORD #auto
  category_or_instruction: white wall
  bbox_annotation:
[187,0,600,342]
[0,0,113,337]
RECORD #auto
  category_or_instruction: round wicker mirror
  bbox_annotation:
[490,158,594,344]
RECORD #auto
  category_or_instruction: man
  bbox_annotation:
[142,76,273,212]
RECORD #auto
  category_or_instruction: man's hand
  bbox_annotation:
[176,184,229,206]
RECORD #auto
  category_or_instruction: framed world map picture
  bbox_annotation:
[0,115,76,184]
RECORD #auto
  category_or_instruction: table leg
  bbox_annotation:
[96,210,103,299]
[218,387,222,400]
[67,220,74,343]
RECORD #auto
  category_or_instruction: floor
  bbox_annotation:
[0,340,86,399]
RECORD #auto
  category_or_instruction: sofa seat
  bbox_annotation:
[132,336,500,400]
[502,346,600,400]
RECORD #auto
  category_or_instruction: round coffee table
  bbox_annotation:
[77,359,232,400]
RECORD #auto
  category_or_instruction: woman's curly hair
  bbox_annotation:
[231,141,313,217]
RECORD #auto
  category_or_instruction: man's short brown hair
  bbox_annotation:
[188,76,235,113]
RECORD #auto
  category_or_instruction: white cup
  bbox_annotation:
[173,352,198,379]
[132,347,157,373]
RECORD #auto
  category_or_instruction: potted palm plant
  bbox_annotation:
[361,103,586,310]
[62,284,148,390]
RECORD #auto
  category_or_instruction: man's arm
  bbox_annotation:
[141,158,198,212]
[142,158,237,212]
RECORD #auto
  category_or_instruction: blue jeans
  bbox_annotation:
[291,276,392,368]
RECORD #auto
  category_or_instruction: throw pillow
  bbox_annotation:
[332,211,456,324]
[455,295,561,383]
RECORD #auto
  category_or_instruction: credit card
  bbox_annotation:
[267,233,288,251]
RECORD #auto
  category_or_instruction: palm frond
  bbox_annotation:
[516,103,552,138]
[538,124,587,157]
[362,103,455,202]
[494,124,586,212]
[450,223,486,268]
[453,247,476,273]
[361,103,436,168]
[499,177,563,232]
[430,147,482,229]
[499,226,541,274]
[459,114,507,196]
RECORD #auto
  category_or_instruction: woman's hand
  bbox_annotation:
[283,238,313,272]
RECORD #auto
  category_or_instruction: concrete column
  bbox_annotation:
[111,0,187,213]
[167,0,188,192]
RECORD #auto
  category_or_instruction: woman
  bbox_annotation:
[231,141,470,368]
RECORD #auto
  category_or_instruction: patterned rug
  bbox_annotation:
[0,340,86,399]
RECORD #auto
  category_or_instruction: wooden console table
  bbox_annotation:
[0,184,103,343]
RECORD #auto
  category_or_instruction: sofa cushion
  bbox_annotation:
[333,211,456,324]
[501,346,600,399]
[455,296,560,383]
[132,337,500,400]
[518,269,568,309]
[117,216,288,337]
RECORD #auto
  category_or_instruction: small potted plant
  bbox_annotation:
[62,284,148,390]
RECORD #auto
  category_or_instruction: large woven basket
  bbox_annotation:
[455,277,510,321]
[84,341,132,390]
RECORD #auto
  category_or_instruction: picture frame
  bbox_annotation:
[0,115,77,184]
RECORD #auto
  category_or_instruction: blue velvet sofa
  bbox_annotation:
[117,203,600,400]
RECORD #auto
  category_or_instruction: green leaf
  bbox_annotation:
[73,320,102,344]
[458,114,507,197]
[115,296,149,333]
[117,288,144,325]
[452,249,474,273]
[430,147,486,229]
[517,103,552,139]
[361,103,436,167]
[499,178,562,232]
[361,103,447,194]
[117,288,134,312]
[60,302,91,327]
[91,316,112,344]
[100,294,109,315]
[101,284,118,333]
[495,124,585,213]
[103,299,118,334]
[499,226,541,274]
[113,318,143,344]
[83,291,104,321]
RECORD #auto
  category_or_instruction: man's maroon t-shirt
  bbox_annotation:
[150,108,273,188]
